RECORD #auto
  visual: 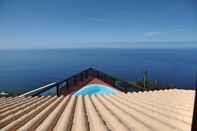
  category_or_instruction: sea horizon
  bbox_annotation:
[0,48,196,94]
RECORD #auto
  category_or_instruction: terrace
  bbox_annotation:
[1,68,196,131]
[20,68,143,97]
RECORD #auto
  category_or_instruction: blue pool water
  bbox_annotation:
[73,84,117,96]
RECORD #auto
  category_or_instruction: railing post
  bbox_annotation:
[73,76,76,85]
[67,79,70,90]
[192,75,197,131]
[69,78,72,87]
[56,84,59,96]
[80,72,83,81]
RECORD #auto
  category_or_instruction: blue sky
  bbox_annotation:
[0,0,197,49]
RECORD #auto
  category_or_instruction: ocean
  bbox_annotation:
[0,48,196,94]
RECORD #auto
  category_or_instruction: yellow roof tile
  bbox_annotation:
[0,89,195,131]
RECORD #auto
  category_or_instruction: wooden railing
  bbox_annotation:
[19,82,57,97]
[22,67,143,96]
[56,67,123,95]
[56,68,145,95]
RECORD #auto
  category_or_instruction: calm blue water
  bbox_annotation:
[73,84,116,96]
[0,48,196,94]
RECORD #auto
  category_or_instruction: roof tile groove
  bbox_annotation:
[84,96,108,131]
[17,96,64,131]
[91,95,130,131]
[34,96,70,131]
[0,89,194,131]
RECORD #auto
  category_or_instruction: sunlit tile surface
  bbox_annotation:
[0,89,194,131]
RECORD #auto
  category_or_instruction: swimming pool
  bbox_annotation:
[73,84,117,96]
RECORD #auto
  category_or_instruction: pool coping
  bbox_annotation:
[73,84,119,96]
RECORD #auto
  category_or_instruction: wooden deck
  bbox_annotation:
[63,78,120,95]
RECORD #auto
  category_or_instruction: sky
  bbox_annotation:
[0,0,197,49]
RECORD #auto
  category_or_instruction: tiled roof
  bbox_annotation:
[0,89,194,131]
